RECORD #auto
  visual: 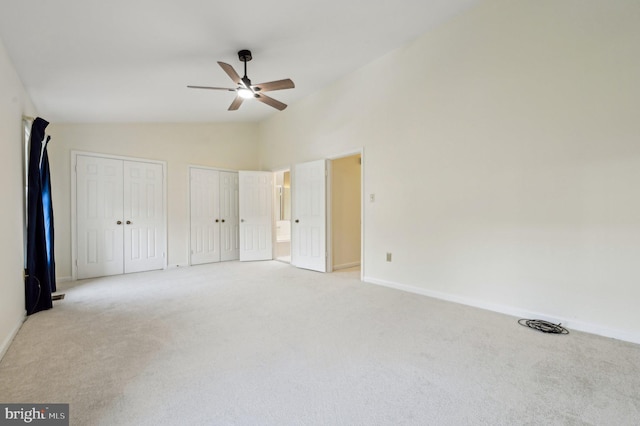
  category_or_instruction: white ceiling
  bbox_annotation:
[0,0,478,123]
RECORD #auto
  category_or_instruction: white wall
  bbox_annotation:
[0,37,37,358]
[47,123,260,278]
[259,0,640,342]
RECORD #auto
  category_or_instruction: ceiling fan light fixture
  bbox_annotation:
[237,88,254,99]
[188,49,293,111]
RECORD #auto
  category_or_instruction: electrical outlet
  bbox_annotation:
[386,252,392,262]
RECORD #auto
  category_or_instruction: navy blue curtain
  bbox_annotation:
[25,117,56,315]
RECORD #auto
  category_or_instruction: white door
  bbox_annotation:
[239,171,273,261]
[220,171,240,261]
[190,168,221,265]
[76,155,125,279]
[123,161,165,273]
[292,159,327,272]
[76,154,166,279]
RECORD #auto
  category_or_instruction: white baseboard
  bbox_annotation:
[363,276,640,345]
[56,276,72,283]
[0,313,26,362]
[333,261,361,271]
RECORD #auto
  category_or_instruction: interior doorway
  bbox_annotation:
[329,153,362,272]
[277,150,363,275]
[274,169,291,263]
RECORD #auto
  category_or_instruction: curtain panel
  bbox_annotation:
[25,117,56,315]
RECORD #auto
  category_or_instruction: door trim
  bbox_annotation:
[71,150,167,281]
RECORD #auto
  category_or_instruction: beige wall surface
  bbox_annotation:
[0,37,37,356]
[47,122,260,278]
[259,0,640,341]
[331,154,361,269]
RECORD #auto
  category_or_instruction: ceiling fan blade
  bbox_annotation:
[252,79,295,92]
[217,61,245,87]
[255,93,287,111]
[228,96,244,111]
[187,85,235,91]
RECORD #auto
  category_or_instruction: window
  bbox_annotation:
[22,117,32,269]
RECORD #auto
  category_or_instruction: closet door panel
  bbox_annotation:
[220,171,240,261]
[190,168,221,265]
[76,155,124,279]
[239,171,273,261]
[123,161,165,273]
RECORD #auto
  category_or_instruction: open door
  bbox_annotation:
[239,171,273,261]
[292,159,327,272]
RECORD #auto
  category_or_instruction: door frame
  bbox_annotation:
[274,148,364,279]
[71,150,168,281]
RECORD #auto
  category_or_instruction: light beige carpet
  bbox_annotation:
[1,261,639,425]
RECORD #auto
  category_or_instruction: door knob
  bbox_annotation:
[215,219,219,223]
[126,220,132,225]
[221,219,225,223]
[295,219,299,223]
[117,220,122,225]
[241,219,245,223]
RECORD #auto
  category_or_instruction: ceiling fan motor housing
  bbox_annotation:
[238,49,252,62]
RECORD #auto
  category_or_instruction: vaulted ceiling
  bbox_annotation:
[0,0,478,123]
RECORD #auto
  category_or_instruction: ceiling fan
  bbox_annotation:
[188,49,295,111]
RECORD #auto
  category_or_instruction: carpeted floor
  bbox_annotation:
[1,261,639,425]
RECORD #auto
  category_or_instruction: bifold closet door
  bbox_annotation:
[238,171,273,261]
[190,168,221,265]
[189,168,239,265]
[123,161,165,273]
[76,155,165,279]
[219,171,240,261]
[76,156,125,279]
